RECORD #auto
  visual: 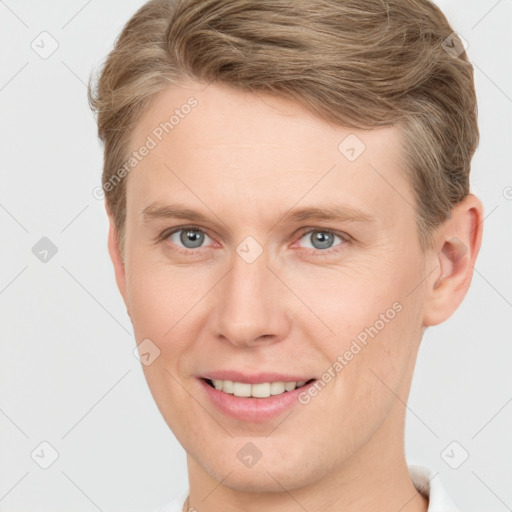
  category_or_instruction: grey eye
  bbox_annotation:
[299,230,342,250]
[169,228,211,249]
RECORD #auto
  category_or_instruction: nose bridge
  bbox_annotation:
[213,237,288,346]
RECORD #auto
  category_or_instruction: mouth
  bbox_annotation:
[202,377,316,398]
[198,374,318,422]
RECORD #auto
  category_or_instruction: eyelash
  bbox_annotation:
[158,224,351,257]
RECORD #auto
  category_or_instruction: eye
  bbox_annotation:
[297,229,345,252]
[159,225,348,256]
[166,226,213,250]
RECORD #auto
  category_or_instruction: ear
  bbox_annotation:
[106,203,130,319]
[422,194,484,326]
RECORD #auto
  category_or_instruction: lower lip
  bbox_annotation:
[199,379,315,422]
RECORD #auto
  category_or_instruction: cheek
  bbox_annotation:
[125,253,206,343]
[126,276,172,342]
[125,258,200,434]
[294,257,415,347]
[308,254,425,403]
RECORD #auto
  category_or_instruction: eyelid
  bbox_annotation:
[158,224,208,240]
[295,226,350,242]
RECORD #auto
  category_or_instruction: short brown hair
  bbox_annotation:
[88,0,478,256]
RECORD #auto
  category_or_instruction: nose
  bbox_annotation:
[211,244,292,348]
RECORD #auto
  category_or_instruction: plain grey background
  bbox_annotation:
[1,0,511,511]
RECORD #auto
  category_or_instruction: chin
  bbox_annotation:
[208,463,311,493]
[190,441,325,493]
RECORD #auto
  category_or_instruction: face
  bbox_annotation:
[115,81,431,492]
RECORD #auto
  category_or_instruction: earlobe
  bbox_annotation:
[106,211,130,318]
[423,194,483,326]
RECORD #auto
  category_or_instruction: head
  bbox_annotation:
[89,0,483,495]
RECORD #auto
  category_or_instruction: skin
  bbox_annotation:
[107,81,483,512]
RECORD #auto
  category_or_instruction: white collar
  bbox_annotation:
[409,465,460,511]
[154,465,459,511]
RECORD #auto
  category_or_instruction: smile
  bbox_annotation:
[204,378,315,398]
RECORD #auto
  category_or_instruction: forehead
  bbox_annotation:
[126,81,413,227]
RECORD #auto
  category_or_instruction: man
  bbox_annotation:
[88,1,483,510]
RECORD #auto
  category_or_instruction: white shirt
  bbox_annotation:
[153,465,459,512]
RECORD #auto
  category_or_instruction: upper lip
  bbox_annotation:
[201,371,316,384]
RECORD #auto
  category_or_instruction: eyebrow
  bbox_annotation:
[141,201,376,227]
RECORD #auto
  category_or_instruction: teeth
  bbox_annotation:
[210,379,310,398]
[284,381,296,391]
[270,382,286,395]
[234,382,251,397]
[252,382,270,398]
[222,380,234,394]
